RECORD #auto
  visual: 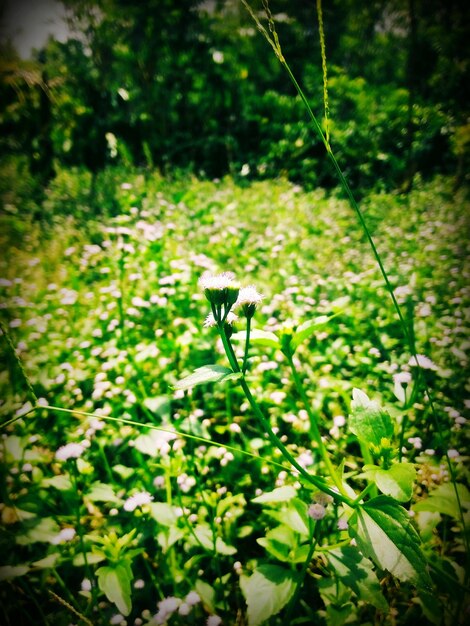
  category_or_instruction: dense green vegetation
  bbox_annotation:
[0,1,469,625]
[1,0,469,195]
[1,173,469,624]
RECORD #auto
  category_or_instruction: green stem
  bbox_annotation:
[163,455,178,589]
[0,319,38,404]
[286,353,345,495]
[69,460,96,614]
[218,327,354,506]
[242,315,252,374]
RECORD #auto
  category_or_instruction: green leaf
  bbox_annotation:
[240,564,296,626]
[328,546,388,611]
[232,328,280,348]
[194,579,216,613]
[143,395,171,419]
[349,388,394,448]
[32,553,61,569]
[173,365,241,391]
[16,517,60,545]
[412,482,470,521]
[148,502,178,527]
[192,524,236,555]
[73,552,106,566]
[251,486,297,504]
[363,463,416,502]
[257,526,297,562]
[41,474,73,491]
[291,315,331,348]
[96,563,133,616]
[349,496,432,589]
[86,482,121,503]
[0,565,30,581]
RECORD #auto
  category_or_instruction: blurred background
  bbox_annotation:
[0,0,468,214]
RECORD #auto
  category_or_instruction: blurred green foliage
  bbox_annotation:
[0,0,468,204]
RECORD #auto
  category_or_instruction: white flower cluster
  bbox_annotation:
[55,442,86,461]
[149,591,202,624]
[199,271,263,324]
[123,491,153,512]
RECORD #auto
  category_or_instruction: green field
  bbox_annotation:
[1,173,468,625]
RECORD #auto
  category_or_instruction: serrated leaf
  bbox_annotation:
[174,364,241,391]
[240,564,296,626]
[349,496,432,589]
[96,563,132,616]
[251,486,297,504]
[232,329,280,348]
[412,482,470,521]
[328,546,388,611]
[349,389,394,448]
[363,463,416,502]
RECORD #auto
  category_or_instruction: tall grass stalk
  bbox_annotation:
[241,0,468,561]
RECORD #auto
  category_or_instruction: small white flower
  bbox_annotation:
[207,616,222,626]
[393,371,412,385]
[212,50,224,64]
[123,491,153,512]
[308,503,326,520]
[55,442,85,461]
[178,603,191,616]
[185,591,201,606]
[51,527,76,544]
[408,354,438,371]
[333,415,346,428]
[235,286,263,307]
[199,272,235,291]
[110,614,124,625]
[447,449,460,459]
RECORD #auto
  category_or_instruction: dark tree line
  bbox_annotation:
[0,0,468,197]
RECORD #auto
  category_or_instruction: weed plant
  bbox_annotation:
[0,2,469,625]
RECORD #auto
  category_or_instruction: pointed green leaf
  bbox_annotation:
[328,546,388,611]
[291,315,330,348]
[349,389,394,448]
[240,564,296,626]
[363,463,416,502]
[96,563,133,616]
[412,482,470,520]
[174,365,241,391]
[251,486,297,504]
[232,329,280,348]
[349,496,432,589]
